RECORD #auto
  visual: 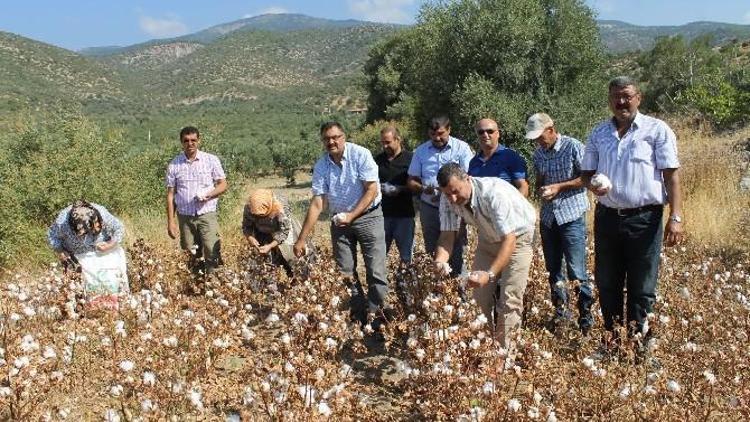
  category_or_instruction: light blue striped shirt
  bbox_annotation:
[311,142,382,214]
[407,136,473,204]
[533,135,589,227]
[582,113,680,209]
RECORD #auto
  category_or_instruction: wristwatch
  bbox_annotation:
[669,215,683,223]
[486,270,496,281]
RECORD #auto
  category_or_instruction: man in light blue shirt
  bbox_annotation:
[581,76,684,352]
[407,116,473,277]
[294,121,388,327]
[528,113,592,335]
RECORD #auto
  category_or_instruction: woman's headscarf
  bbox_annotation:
[67,200,103,237]
[247,189,283,218]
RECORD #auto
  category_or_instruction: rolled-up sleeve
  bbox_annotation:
[438,195,461,232]
[458,143,473,171]
[166,163,176,188]
[211,156,226,181]
[407,148,423,177]
[654,124,680,169]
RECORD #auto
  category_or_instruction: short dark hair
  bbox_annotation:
[320,121,345,135]
[608,76,639,93]
[380,126,402,140]
[179,126,200,140]
[428,116,451,131]
[437,162,468,188]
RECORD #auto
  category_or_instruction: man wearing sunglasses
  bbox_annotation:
[468,118,529,197]
[527,113,593,336]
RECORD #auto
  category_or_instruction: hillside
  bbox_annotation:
[0,31,128,112]
[599,20,750,53]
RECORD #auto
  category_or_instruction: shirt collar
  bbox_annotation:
[476,144,506,161]
[469,177,480,210]
[552,134,563,152]
[428,136,454,152]
[328,142,349,164]
[181,150,202,161]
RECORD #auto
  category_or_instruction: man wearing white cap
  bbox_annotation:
[581,76,684,350]
[527,113,593,335]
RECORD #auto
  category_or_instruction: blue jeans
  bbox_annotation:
[384,216,415,263]
[540,215,593,328]
[594,204,663,334]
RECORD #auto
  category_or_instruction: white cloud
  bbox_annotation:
[243,6,289,19]
[139,15,189,38]
[347,0,416,24]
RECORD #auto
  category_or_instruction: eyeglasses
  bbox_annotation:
[609,94,638,103]
[476,128,496,135]
[322,133,344,142]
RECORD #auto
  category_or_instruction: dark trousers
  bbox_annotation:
[594,204,663,334]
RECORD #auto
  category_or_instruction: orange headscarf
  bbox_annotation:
[247,189,283,218]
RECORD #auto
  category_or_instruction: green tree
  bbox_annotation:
[364,0,607,145]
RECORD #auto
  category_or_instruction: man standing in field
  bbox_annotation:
[407,116,473,277]
[434,163,536,347]
[293,121,389,327]
[166,126,228,275]
[468,118,529,197]
[375,126,415,266]
[581,76,684,350]
[528,113,593,335]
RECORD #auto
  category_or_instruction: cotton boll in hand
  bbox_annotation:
[591,173,612,190]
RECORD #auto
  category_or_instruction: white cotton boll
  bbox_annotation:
[507,398,522,412]
[330,296,341,307]
[19,335,39,353]
[293,312,309,326]
[0,387,11,397]
[643,385,657,395]
[703,370,717,385]
[243,386,256,406]
[590,173,612,190]
[281,333,291,345]
[284,361,295,373]
[682,342,699,352]
[188,388,203,410]
[339,364,352,379]
[318,322,329,332]
[103,409,120,422]
[266,313,280,324]
[618,384,631,399]
[415,349,426,361]
[50,371,64,381]
[241,327,255,341]
[528,406,540,419]
[679,286,691,299]
[14,356,30,369]
[582,357,595,368]
[22,306,36,317]
[163,336,178,348]
[42,346,57,360]
[143,371,156,386]
[194,324,206,336]
[317,401,332,417]
[297,385,317,407]
[407,314,416,322]
[547,410,558,422]
[325,338,338,351]
[141,399,156,412]
[469,338,481,350]
[482,382,495,395]
[667,380,681,393]
[110,384,123,397]
[119,360,134,372]
[593,368,607,377]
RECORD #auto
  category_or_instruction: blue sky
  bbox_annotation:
[1,0,749,51]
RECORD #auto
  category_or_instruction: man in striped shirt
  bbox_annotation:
[166,126,228,275]
[528,113,593,335]
[581,76,684,346]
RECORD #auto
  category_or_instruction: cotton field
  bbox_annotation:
[0,238,748,420]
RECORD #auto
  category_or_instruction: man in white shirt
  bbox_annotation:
[433,163,536,347]
[581,76,684,346]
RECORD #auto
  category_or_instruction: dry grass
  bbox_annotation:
[668,119,750,251]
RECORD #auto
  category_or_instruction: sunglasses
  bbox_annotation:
[476,128,496,135]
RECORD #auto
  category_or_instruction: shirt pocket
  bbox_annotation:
[630,140,654,164]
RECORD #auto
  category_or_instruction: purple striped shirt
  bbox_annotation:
[166,151,226,216]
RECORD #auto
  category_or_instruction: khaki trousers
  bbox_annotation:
[177,212,222,273]
[471,231,533,347]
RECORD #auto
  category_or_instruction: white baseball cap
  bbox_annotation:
[524,113,554,139]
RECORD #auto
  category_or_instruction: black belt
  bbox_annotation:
[598,203,663,217]
[361,203,381,216]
